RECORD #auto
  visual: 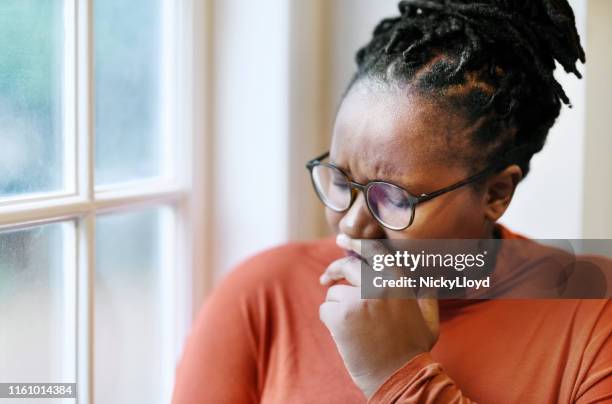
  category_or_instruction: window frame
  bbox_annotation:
[0,0,211,402]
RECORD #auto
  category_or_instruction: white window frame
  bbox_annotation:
[0,0,211,403]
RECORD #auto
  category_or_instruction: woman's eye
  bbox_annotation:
[390,197,410,209]
[332,181,350,190]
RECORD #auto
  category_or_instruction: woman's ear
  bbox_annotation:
[483,164,523,222]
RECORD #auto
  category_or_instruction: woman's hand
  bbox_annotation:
[319,234,440,399]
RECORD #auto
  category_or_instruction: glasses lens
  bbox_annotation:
[366,182,413,230]
[311,165,351,211]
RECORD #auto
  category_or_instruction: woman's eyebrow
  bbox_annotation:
[375,163,430,191]
[329,160,350,174]
[331,161,419,190]
[376,175,418,191]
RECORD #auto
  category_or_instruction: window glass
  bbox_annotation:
[94,0,165,186]
[0,222,76,382]
[95,207,174,404]
[0,1,65,198]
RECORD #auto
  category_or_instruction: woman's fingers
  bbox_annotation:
[325,284,361,302]
[319,285,361,329]
[336,233,390,269]
[324,234,440,338]
[320,256,362,286]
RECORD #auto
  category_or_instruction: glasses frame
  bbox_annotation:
[306,151,507,231]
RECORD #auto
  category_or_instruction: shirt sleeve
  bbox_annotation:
[368,353,476,404]
[171,265,263,404]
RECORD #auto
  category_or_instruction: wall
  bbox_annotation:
[212,0,291,278]
[583,0,612,238]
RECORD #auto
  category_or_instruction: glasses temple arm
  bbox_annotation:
[415,166,499,203]
[306,151,330,168]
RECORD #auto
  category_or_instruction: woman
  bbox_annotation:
[173,0,612,402]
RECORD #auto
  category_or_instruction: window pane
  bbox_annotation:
[95,207,174,404]
[94,0,166,186]
[0,222,76,383]
[0,1,65,198]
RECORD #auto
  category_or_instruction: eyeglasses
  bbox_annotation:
[306,151,507,231]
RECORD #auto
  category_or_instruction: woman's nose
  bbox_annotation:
[338,193,385,239]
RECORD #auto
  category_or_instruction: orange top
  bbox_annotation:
[172,225,612,403]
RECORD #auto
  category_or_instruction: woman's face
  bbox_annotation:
[327,84,494,240]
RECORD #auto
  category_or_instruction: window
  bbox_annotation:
[0,1,202,403]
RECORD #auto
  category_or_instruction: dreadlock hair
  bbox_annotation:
[347,0,585,179]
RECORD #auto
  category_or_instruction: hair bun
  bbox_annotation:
[499,0,586,67]
[399,0,585,81]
